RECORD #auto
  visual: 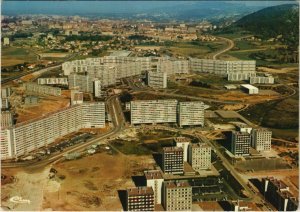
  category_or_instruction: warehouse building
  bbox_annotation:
[162,181,192,211]
[241,84,259,94]
[144,170,164,204]
[178,101,205,127]
[162,147,184,174]
[251,128,272,152]
[130,100,178,124]
[147,71,167,89]
[126,187,155,211]
[1,102,105,160]
[188,143,211,172]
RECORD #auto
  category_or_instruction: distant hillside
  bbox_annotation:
[234,4,299,46]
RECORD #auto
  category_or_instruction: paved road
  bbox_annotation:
[212,37,235,60]
[2,95,125,169]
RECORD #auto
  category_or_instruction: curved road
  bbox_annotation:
[212,37,235,60]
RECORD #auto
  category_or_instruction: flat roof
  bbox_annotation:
[144,170,163,180]
[163,146,183,152]
[241,84,258,90]
[127,186,154,196]
[164,181,190,189]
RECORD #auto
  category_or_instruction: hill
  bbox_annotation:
[234,4,299,46]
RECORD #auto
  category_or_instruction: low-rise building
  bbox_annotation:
[241,84,259,94]
[126,186,155,211]
[162,147,184,174]
[250,76,274,84]
[162,181,192,211]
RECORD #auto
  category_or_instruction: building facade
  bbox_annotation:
[251,128,272,152]
[162,181,192,211]
[188,143,211,172]
[23,83,61,96]
[130,100,178,124]
[174,137,191,162]
[229,131,251,156]
[1,102,105,160]
[37,78,68,85]
[126,187,155,211]
[147,71,167,89]
[144,170,164,204]
[162,147,184,174]
[178,101,205,127]
[250,76,274,84]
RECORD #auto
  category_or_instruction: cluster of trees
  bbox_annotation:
[65,35,113,42]
[128,34,151,40]
[250,48,298,63]
[189,80,211,88]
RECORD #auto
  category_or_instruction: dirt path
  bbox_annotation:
[212,37,235,59]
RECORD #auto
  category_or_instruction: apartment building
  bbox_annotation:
[130,100,178,124]
[262,177,298,211]
[250,76,274,84]
[162,147,184,174]
[1,102,105,160]
[227,72,256,81]
[23,82,61,96]
[0,98,10,110]
[1,111,14,128]
[70,90,83,105]
[147,71,167,89]
[126,187,155,211]
[144,170,164,204]
[188,143,211,172]
[251,128,272,152]
[1,87,12,98]
[162,181,192,211]
[178,101,205,127]
[37,77,68,85]
[68,73,94,93]
[174,137,191,162]
[190,58,256,76]
[229,131,251,156]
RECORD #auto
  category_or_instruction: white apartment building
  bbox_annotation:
[190,58,256,76]
[130,100,178,124]
[23,83,61,96]
[174,137,191,162]
[178,101,205,127]
[1,111,14,128]
[147,71,167,89]
[228,72,256,81]
[251,128,272,152]
[144,170,164,204]
[37,77,68,85]
[1,102,105,160]
[70,90,83,105]
[250,76,274,84]
[188,143,211,172]
[68,73,94,93]
[162,181,192,211]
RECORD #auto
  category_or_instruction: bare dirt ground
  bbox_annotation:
[42,152,155,211]
[16,95,70,123]
[2,152,155,211]
[222,104,246,111]
[257,66,298,74]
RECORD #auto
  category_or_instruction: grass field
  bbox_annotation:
[165,40,227,58]
[1,46,38,66]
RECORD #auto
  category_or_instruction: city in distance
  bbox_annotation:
[1,1,299,211]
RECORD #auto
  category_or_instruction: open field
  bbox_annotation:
[1,152,155,211]
[1,46,39,67]
[165,40,227,58]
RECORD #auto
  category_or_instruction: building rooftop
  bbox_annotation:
[163,146,183,153]
[241,84,258,90]
[144,170,163,180]
[127,186,154,196]
[174,137,191,143]
[164,181,190,189]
